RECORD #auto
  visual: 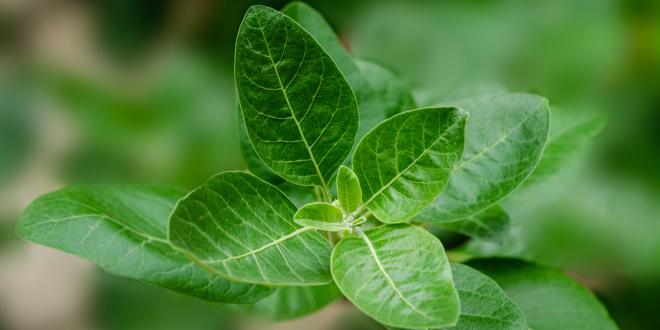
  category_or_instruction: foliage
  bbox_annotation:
[16,2,617,329]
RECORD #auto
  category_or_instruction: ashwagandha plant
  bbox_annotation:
[17,3,618,329]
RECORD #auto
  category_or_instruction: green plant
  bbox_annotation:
[16,3,617,329]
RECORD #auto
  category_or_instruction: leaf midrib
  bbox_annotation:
[256,23,330,194]
[359,115,458,212]
[358,231,437,322]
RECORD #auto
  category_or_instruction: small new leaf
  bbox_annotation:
[235,5,358,189]
[294,202,345,232]
[353,107,467,223]
[331,224,460,329]
[337,165,362,213]
[169,171,333,286]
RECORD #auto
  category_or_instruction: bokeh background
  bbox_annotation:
[1,0,659,329]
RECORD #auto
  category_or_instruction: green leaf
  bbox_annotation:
[238,106,283,184]
[331,224,460,329]
[282,2,416,139]
[169,171,333,286]
[294,202,345,232]
[239,282,342,320]
[418,93,550,223]
[386,263,527,330]
[469,258,618,330]
[437,204,511,241]
[337,165,362,213]
[15,186,271,303]
[449,263,526,329]
[505,108,605,208]
[353,107,467,223]
[235,5,358,189]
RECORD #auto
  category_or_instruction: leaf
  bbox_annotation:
[337,165,362,213]
[331,224,460,329]
[353,107,467,223]
[235,5,359,189]
[386,263,527,330]
[238,282,342,320]
[169,171,333,286]
[504,108,605,208]
[282,2,416,139]
[469,258,618,330]
[238,107,283,184]
[418,93,550,223]
[448,263,527,329]
[15,186,271,303]
[294,202,345,232]
[437,204,511,241]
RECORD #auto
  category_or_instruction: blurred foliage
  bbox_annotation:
[93,272,238,330]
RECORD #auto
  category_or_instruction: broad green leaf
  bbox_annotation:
[169,171,333,286]
[294,202,345,232]
[282,2,416,138]
[239,282,342,320]
[469,258,618,330]
[331,224,460,329]
[353,108,467,223]
[235,5,358,189]
[387,263,527,330]
[437,204,510,241]
[238,106,283,184]
[449,263,526,329]
[337,165,362,213]
[15,186,271,303]
[418,93,549,223]
[505,108,605,208]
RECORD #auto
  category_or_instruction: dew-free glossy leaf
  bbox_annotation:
[331,224,460,329]
[282,2,416,138]
[238,107,283,184]
[438,204,510,241]
[294,202,344,231]
[353,108,467,223]
[15,186,271,303]
[337,165,362,213]
[169,171,332,286]
[235,5,358,189]
[469,258,618,330]
[419,93,549,223]
[239,282,342,320]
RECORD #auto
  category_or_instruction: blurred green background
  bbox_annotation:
[0,0,658,329]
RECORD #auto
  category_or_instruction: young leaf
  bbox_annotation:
[437,204,511,241]
[15,186,272,303]
[294,202,345,231]
[331,224,460,329]
[353,107,467,223]
[337,165,362,213]
[169,171,333,286]
[282,2,416,138]
[238,282,342,321]
[418,93,549,223]
[469,258,618,330]
[386,263,527,330]
[235,5,358,189]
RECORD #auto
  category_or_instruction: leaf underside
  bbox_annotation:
[16,186,272,303]
[235,5,358,188]
[294,202,345,231]
[332,224,460,329]
[437,204,511,241]
[169,171,333,286]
